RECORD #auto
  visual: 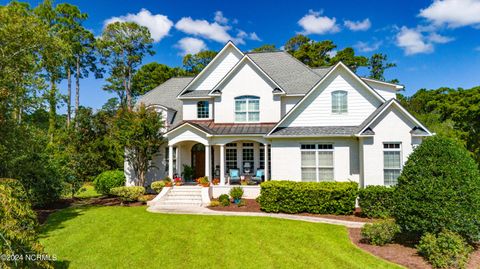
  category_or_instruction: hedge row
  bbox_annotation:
[257,181,358,215]
[358,185,395,218]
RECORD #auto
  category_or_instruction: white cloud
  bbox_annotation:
[298,10,340,35]
[214,11,228,24]
[176,37,207,55]
[419,0,480,28]
[396,27,434,55]
[427,32,454,43]
[344,18,371,31]
[104,9,173,42]
[354,41,382,52]
[175,17,234,43]
[175,15,259,44]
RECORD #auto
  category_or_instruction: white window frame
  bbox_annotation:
[383,142,402,186]
[301,144,334,182]
[331,90,348,114]
[197,101,209,119]
[235,96,260,123]
[225,143,237,171]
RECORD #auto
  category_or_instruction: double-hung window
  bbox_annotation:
[197,101,209,118]
[301,144,334,182]
[383,143,401,186]
[332,91,348,113]
[235,96,259,122]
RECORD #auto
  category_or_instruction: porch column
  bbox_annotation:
[220,144,226,185]
[264,143,269,181]
[168,145,174,179]
[205,145,211,180]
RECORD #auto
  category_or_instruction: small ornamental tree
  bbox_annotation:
[393,136,480,243]
[113,105,164,187]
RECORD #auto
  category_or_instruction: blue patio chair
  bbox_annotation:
[252,169,264,184]
[228,169,240,185]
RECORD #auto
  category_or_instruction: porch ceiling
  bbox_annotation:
[168,120,277,135]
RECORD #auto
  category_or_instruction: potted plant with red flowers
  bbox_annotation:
[174,177,182,186]
[198,176,210,187]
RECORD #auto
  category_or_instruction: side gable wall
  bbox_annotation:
[281,68,383,127]
[214,60,281,123]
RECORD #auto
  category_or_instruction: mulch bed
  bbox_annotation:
[35,194,156,224]
[349,228,480,269]
[208,199,374,223]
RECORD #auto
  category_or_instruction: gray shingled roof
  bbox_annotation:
[180,90,211,98]
[269,126,359,136]
[311,67,333,77]
[169,120,276,135]
[356,99,395,134]
[247,51,322,95]
[136,77,193,125]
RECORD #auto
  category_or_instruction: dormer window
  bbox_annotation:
[332,91,348,114]
[235,96,259,122]
[197,101,209,118]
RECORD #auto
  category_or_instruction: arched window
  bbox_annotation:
[331,91,348,113]
[197,101,209,118]
[235,96,259,122]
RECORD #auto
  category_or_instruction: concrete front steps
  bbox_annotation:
[148,186,209,208]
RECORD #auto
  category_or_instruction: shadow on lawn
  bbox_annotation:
[39,206,88,238]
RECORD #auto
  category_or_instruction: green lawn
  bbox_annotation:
[74,183,101,199]
[40,206,402,269]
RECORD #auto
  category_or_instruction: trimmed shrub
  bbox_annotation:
[358,185,395,218]
[110,186,145,202]
[417,230,472,269]
[151,181,166,194]
[93,170,125,195]
[209,200,220,207]
[257,181,358,214]
[393,136,480,243]
[361,219,400,246]
[219,194,230,206]
[229,187,244,200]
[0,179,53,269]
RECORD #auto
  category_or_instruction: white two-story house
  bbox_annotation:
[127,41,432,188]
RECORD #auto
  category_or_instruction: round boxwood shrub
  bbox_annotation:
[218,194,230,206]
[151,180,166,194]
[361,219,400,246]
[110,186,145,202]
[393,136,480,243]
[93,170,125,195]
[417,230,472,269]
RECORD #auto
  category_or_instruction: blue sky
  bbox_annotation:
[4,0,480,112]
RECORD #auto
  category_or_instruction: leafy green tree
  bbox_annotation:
[132,62,187,96]
[367,53,396,82]
[112,105,164,187]
[97,21,154,109]
[0,2,48,123]
[183,50,217,75]
[285,35,337,67]
[251,44,277,52]
[393,136,480,243]
[0,179,53,269]
[330,47,368,72]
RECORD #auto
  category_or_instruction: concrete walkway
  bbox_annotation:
[147,205,366,228]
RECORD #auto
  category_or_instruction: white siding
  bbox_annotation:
[281,68,383,127]
[214,60,281,123]
[365,80,397,100]
[361,106,423,186]
[182,99,214,120]
[281,96,303,116]
[187,47,242,92]
[270,138,360,182]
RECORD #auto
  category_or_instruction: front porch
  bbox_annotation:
[165,120,273,186]
[167,139,271,185]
